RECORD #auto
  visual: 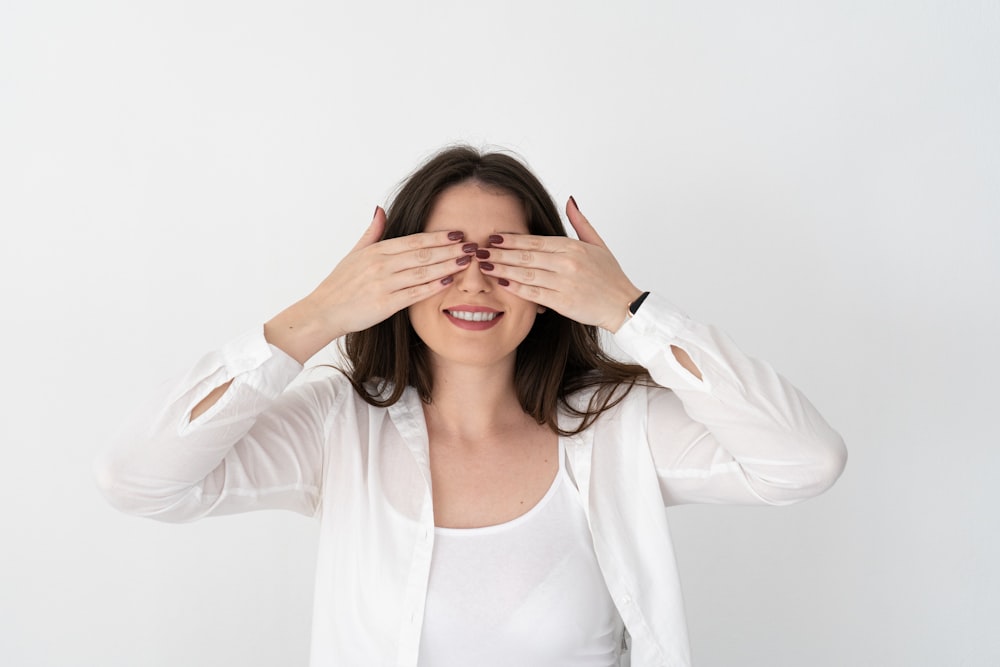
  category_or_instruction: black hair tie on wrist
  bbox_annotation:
[628,291,651,316]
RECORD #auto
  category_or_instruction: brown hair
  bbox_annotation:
[340,145,650,436]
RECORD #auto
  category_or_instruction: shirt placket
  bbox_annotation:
[388,392,437,666]
[395,494,435,666]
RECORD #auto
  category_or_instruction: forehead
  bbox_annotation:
[424,181,528,234]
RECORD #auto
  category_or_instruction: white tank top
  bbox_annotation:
[418,440,625,666]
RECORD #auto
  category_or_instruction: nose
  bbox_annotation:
[455,257,492,293]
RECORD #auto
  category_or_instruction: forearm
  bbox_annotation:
[670,345,702,381]
[95,330,306,519]
[616,293,846,504]
[190,379,232,421]
[264,297,344,365]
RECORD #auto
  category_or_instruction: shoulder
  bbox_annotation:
[562,378,674,434]
[280,368,394,419]
[267,372,422,458]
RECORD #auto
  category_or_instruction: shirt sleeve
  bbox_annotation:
[612,293,848,506]
[94,327,343,522]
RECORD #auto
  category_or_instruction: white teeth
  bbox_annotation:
[448,310,499,322]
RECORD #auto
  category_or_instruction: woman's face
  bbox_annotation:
[407,180,543,373]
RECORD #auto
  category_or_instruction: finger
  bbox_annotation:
[379,229,467,256]
[351,206,387,252]
[388,253,474,292]
[477,256,560,290]
[492,276,561,312]
[486,233,566,253]
[386,261,472,310]
[384,240,474,274]
[566,196,608,249]
[475,246,563,273]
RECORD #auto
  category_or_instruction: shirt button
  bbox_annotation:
[622,595,633,605]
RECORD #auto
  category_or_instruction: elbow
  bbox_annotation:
[93,451,152,517]
[792,430,848,502]
[748,431,848,506]
[92,451,197,522]
[820,432,848,492]
[93,451,133,514]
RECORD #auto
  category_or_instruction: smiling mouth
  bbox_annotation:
[445,310,502,322]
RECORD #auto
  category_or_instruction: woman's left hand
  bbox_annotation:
[479,197,644,333]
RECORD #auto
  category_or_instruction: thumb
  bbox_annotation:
[566,196,607,248]
[351,206,387,252]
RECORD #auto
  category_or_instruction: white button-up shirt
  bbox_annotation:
[96,293,847,667]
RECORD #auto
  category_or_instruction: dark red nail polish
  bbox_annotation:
[475,249,490,259]
[456,255,472,266]
[498,278,510,287]
[488,234,503,245]
[441,275,454,285]
[462,243,478,253]
[448,231,464,241]
[480,262,495,271]
[569,196,581,213]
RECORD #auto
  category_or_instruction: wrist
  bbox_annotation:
[264,299,340,364]
[605,287,646,334]
[627,291,650,316]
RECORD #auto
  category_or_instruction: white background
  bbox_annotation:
[2,1,998,665]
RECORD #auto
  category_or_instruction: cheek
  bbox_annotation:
[406,304,432,336]
[512,307,539,333]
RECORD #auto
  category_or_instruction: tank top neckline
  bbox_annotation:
[434,439,567,536]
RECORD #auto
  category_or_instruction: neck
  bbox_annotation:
[423,357,527,441]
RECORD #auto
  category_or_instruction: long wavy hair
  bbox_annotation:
[340,145,650,436]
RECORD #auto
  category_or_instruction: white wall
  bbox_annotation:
[2,1,998,665]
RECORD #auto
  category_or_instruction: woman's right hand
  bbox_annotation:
[263,207,473,364]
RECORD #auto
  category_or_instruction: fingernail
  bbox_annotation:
[372,206,379,222]
[448,231,464,241]
[479,262,495,271]
[462,243,478,253]
[441,275,454,285]
[456,255,472,266]
[475,249,490,259]
[498,278,510,287]
[488,234,503,245]
[569,196,581,213]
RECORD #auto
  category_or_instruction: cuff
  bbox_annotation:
[228,325,303,387]
[181,326,304,431]
[612,292,709,392]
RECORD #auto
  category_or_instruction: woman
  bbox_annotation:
[96,146,847,667]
